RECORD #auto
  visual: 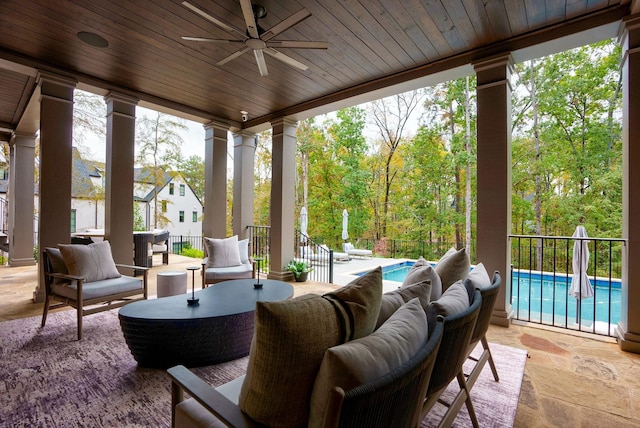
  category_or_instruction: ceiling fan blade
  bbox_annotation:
[264,48,308,71]
[266,40,328,49]
[254,49,269,76]
[182,1,246,40]
[182,36,244,44]
[217,46,250,66]
[261,9,311,42]
[239,0,260,39]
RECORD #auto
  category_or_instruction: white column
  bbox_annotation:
[36,72,76,302]
[104,92,138,265]
[616,15,640,353]
[267,118,296,281]
[203,121,229,239]
[232,131,256,241]
[8,132,36,266]
[474,54,514,327]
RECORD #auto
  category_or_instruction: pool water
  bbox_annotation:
[358,262,621,329]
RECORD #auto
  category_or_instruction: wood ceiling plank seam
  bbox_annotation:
[402,0,456,56]
[341,1,417,69]
[440,0,482,45]
[380,2,440,61]
[316,0,402,72]
[359,0,427,65]
[311,1,391,77]
[524,0,548,28]
[502,0,529,34]
[484,0,515,39]
[414,0,466,52]
[460,0,498,44]
[566,0,589,16]
[546,0,569,24]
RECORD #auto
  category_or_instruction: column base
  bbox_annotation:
[267,270,295,282]
[9,257,36,267]
[490,305,514,327]
[32,284,46,303]
[615,323,640,354]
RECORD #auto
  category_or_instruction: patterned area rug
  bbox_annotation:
[0,309,526,427]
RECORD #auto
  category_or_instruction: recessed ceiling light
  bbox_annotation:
[77,31,109,48]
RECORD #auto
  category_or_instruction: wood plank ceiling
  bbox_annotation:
[0,0,630,134]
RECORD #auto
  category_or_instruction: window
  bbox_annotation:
[169,183,174,195]
[179,211,184,223]
[70,209,76,233]
[192,211,197,222]
[179,184,185,196]
[161,200,167,213]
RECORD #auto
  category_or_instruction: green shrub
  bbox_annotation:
[180,247,204,259]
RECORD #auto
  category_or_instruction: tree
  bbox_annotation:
[369,90,423,238]
[136,111,188,229]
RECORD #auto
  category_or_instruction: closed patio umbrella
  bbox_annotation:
[569,225,594,299]
[300,206,308,243]
[569,225,594,324]
[342,209,349,241]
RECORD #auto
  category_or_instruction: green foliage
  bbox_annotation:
[180,247,204,259]
[284,260,312,278]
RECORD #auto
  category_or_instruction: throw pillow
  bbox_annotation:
[238,269,383,427]
[402,257,442,301]
[58,241,121,282]
[466,262,492,290]
[308,298,429,428]
[323,266,383,341]
[427,279,470,326]
[204,236,242,268]
[44,247,69,285]
[435,247,470,292]
[237,238,249,264]
[376,279,431,329]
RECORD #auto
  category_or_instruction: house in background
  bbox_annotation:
[0,147,203,239]
[133,168,203,237]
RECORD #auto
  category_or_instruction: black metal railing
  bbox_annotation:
[294,230,334,283]
[509,234,625,337]
[247,225,271,273]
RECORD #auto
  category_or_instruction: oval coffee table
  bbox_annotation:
[119,278,294,368]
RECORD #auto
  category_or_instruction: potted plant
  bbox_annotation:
[285,260,313,282]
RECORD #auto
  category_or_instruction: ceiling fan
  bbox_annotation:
[181,0,328,76]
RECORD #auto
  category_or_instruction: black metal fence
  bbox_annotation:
[509,234,625,337]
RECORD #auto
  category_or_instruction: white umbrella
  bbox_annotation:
[300,206,308,242]
[569,225,594,299]
[342,209,349,241]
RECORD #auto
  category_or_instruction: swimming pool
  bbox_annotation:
[356,261,621,334]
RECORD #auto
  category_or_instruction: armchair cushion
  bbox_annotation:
[309,298,429,428]
[51,275,143,300]
[58,241,121,282]
[238,267,383,427]
[44,247,69,285]
[204,236,242,268]
[402,257,442,300]
[435,247,470,291]
[376,279,431,329]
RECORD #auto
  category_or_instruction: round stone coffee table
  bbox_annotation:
[119,279,293,368]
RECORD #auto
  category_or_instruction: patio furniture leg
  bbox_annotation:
[482,336,500,381]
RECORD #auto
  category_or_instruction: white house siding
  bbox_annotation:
[71,198,104,232]
[137,175,202,238]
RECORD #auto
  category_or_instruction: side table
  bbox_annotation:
[157,271,187,298]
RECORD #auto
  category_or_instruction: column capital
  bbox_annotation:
[270,117,298,129]
[36,71,77,89]
[10,131,37,148]
[472,53,514,73]
[204,120,230,132]
[104,91,139,106]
